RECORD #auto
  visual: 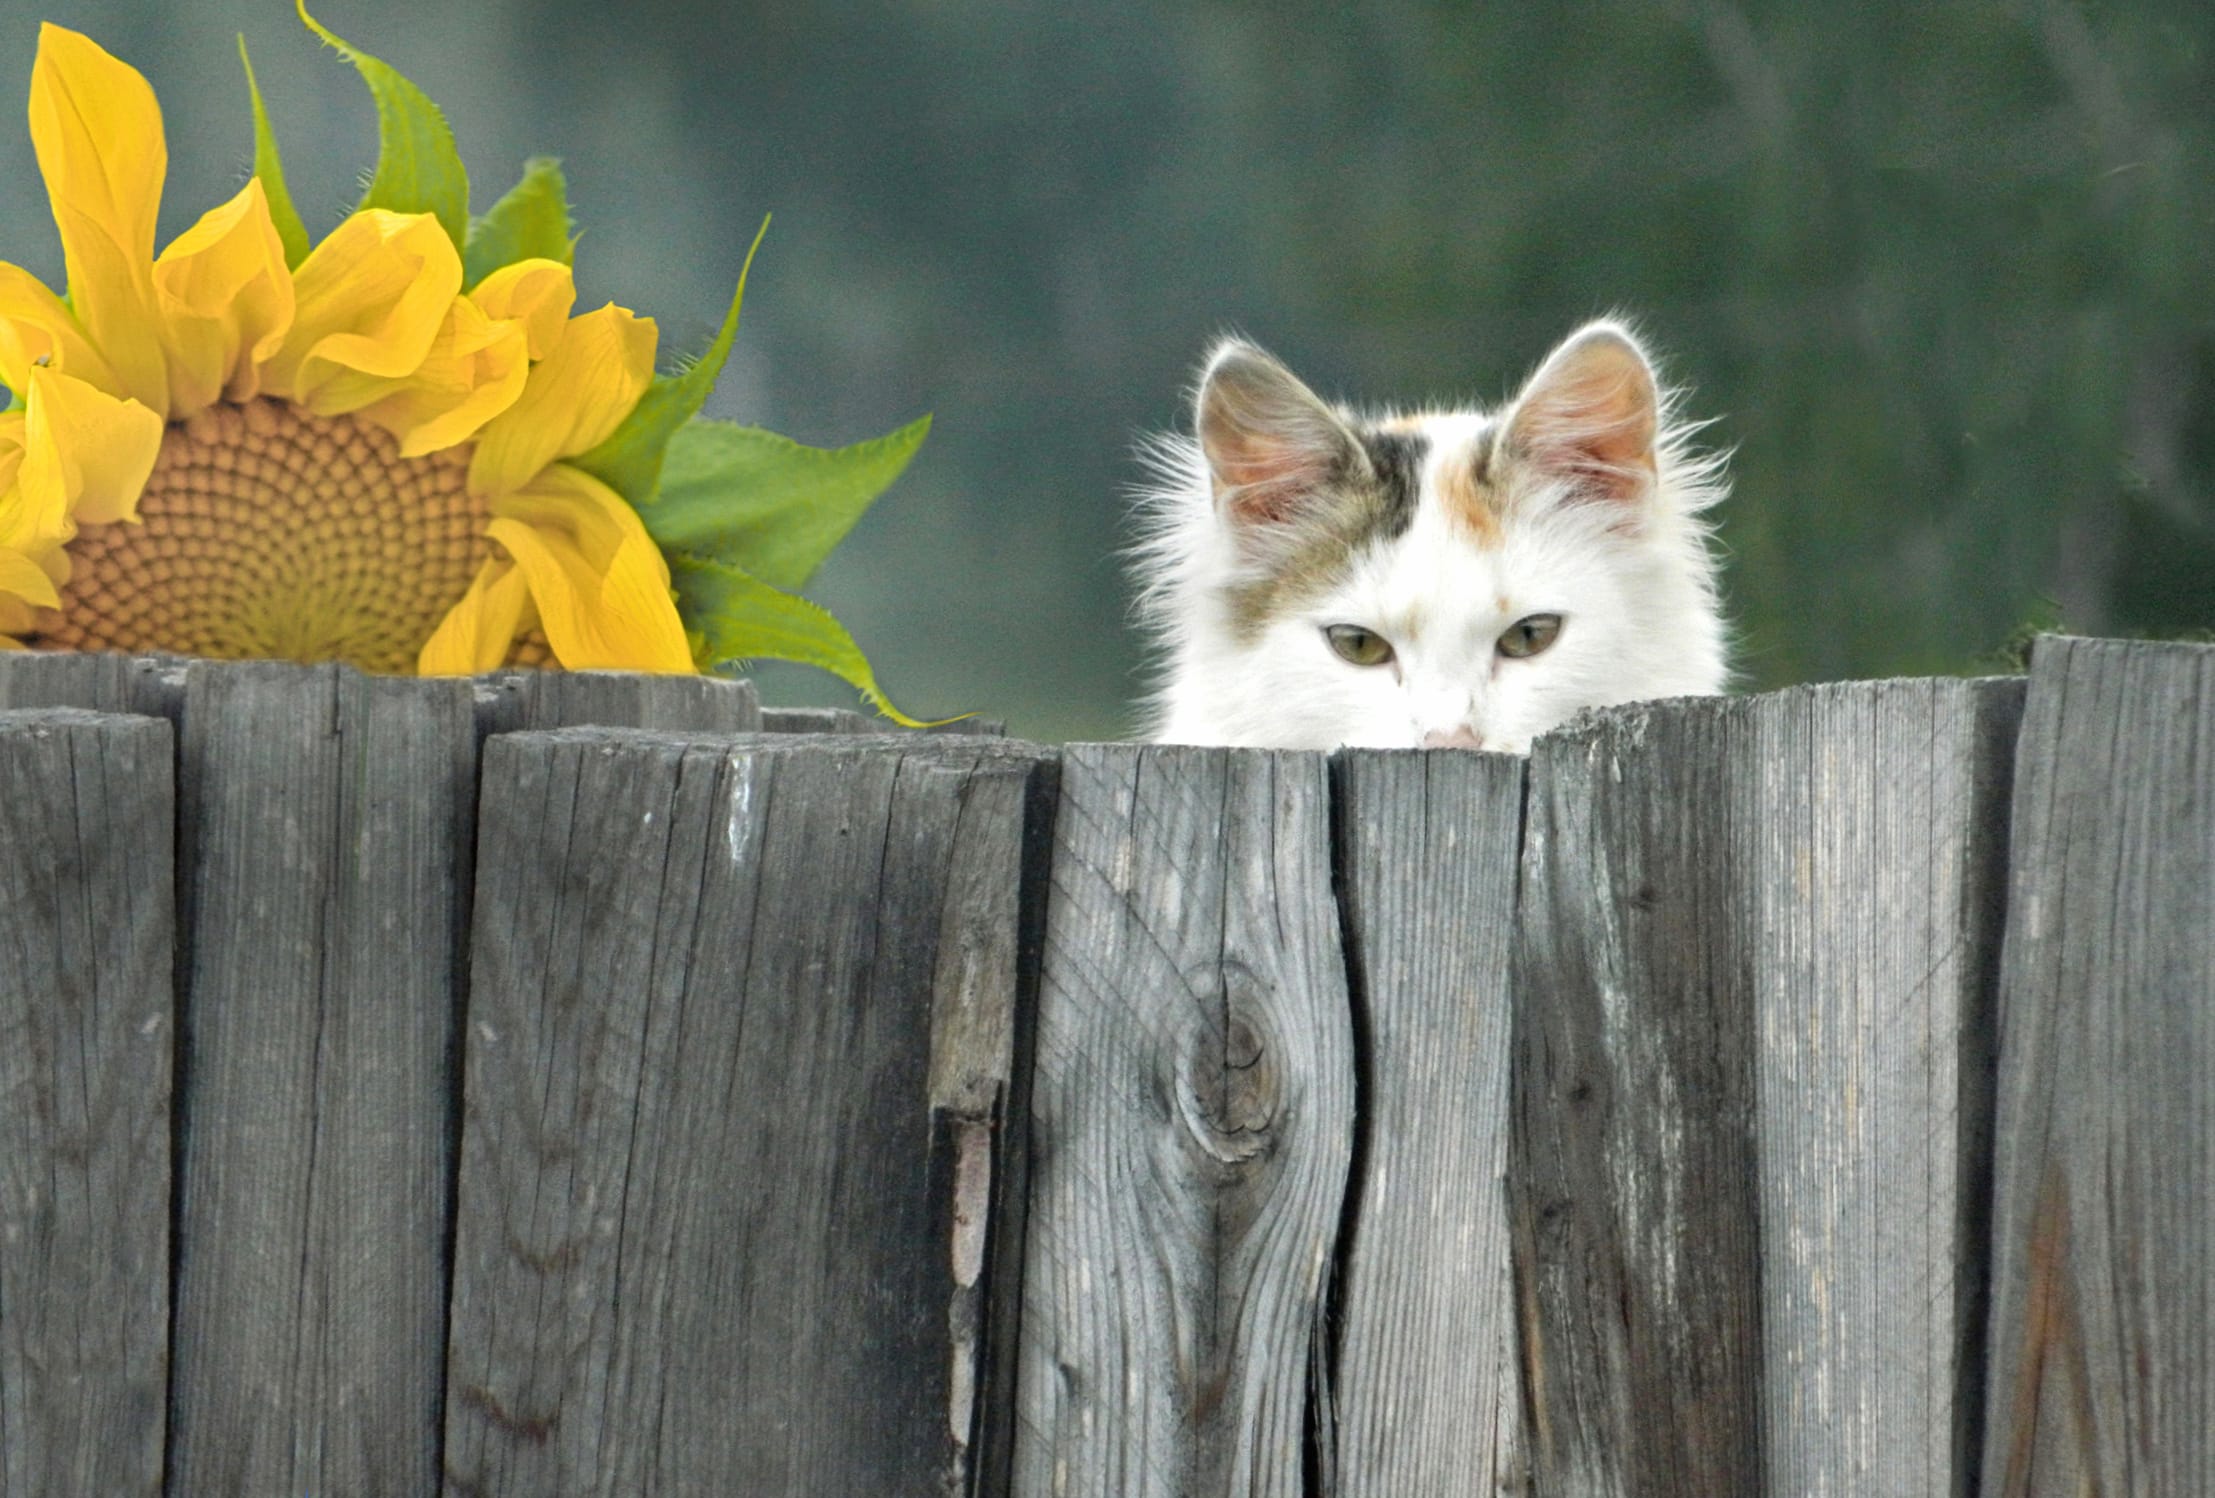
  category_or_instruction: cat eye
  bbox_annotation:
[1497,613,1563,659]
[1325,624,1395,667]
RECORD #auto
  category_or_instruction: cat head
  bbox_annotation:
[1134,320,1729,750]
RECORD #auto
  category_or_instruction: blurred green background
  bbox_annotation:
[3,0,2209,739]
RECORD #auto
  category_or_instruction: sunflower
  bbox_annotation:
[0,14,930,715]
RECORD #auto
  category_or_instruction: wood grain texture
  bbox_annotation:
[1981,637,2215,1497]
[0,652,185,721]
[1327,748,1528,1497]
[473,667,761,735]
[0,710,175,1498]
[760,704,881,734]
[1013,745,1355,1498]
[443,729,1051,1497]
[165,662,480,1498]
[1512,680,2021,1497]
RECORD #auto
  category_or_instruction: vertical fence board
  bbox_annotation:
[0,710,174,1498]
[926,744,1059,1498]
[1014,745,1354,1497]
[1746,681,2020,1497]
[1513,695,1766,1498]
[1982,637,2215,1496]
[166,664,479,1498]
[443,730,1048,1496]
[1327,749,1528,1496]
[1512,680,2020,1497]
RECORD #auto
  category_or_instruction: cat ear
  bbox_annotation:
[1500,321,1660,506]
[1196,340,1364,526]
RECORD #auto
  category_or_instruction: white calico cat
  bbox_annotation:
[1133,320,1728,750]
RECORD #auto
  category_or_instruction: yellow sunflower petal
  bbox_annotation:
[417,554,536,674]
[260,209,462,405]
[0,263,120,393]
[353,296,531,457]
[482,463,693,672]
[468,259,575,361]
[0,412,25,502]
[0,546,63,612]
[467,304,657,499]
[152,178,296,417]
[27,24,170,412]
[18,366,164,534]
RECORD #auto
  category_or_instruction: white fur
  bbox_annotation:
[1132,324,1729,751]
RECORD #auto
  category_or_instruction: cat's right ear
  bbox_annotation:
[1196,340,1362,527]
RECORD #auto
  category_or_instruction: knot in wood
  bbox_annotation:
[1175,958,1282,1165]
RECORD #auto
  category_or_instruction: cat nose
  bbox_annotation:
[1421,725,1488,750]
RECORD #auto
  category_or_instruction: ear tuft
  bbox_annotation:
[1196,340,1361,526]
[1501,322,1660,506]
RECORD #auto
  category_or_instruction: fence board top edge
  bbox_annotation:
[1532,673,2029,752]
[2027,632,2215,668]
[0,705,174,733]
[490,723,1058,758]
[0,648,763,696]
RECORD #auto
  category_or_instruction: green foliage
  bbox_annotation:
[1988,601,2069,675]
[573,216,769,508]
[297,2,470,251]
[259,19,927,719]
[235,38,309,268]
[644,416,931,592]
[464,157,575,287]
[669,553,931,725]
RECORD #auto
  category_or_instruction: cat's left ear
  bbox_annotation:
[1195,339,1365,527]
[1500,321,1659,507]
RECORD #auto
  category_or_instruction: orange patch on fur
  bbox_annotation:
[1374,412,1430,434]
[1440,453,1502,544]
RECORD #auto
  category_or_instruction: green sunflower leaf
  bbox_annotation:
[572,215,770,508]
[298,2,470,251]
[236,37,311,268]
[643,415,931,593]
[464,156,574,287]
[668,552,931,726]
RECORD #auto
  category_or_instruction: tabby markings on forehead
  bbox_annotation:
[1355,427,1426,540]
[1221,427,1428,644]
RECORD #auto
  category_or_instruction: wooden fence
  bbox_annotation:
[0,636,2205,1497]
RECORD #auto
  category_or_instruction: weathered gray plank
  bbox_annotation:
[761,704,880,733]
[1013,745,1355,1497]
[0,710,174,1498]
[473,666,761,734]
[443,729,1050,1496]
[1328,748,1527,1496]
[0,651,185,720]
[928,716,1008,738]
[1981,637,2215,1496]
[1512,679,2021,1496]
[166,662,480,1498]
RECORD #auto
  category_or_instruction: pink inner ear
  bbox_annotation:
[1197,347,1353,527]
[1508,333,1659,505]
[1206,425,1333,524]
